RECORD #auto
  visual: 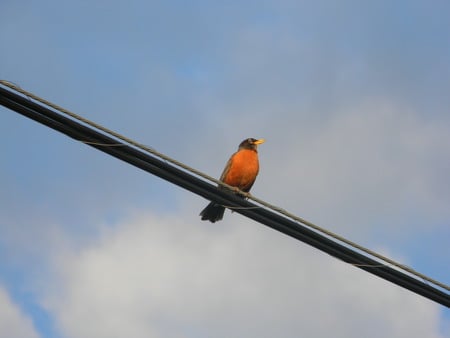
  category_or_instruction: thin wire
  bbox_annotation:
[223,205,262,210]
[1,79,448,293]
[81,141,128,147]
[352,263,387,268]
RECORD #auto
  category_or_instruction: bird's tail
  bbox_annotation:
[199,202,225,223]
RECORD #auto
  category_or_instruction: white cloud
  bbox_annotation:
[247,100,450,239]
[0,285,40,338]
[44,211,446,338]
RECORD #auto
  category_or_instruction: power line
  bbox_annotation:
[2,81,447,293]
[0,81,449,307]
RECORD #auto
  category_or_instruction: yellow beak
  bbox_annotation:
[252,139,265,145]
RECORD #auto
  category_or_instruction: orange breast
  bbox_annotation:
[221,149,259,192]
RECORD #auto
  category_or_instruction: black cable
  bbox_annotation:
[1,86,449,308]
[3,82,447,291]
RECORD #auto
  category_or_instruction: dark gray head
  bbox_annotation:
[238,138,265,151]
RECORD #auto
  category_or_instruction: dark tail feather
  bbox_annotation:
[200,202,225,223]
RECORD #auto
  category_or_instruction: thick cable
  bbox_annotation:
[1,80,447,293]
[0,81,449,306]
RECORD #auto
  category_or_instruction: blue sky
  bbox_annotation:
[1,1,449,337]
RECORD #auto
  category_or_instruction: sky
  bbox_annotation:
[1,0,449,337]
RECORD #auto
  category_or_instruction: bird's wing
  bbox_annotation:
[219,153,235,183]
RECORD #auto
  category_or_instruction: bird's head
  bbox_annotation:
[238,138,265,151]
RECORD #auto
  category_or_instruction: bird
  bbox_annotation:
[200,138,265,222]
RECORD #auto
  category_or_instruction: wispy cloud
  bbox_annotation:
[0,285,40,338]
[43,212,446,338]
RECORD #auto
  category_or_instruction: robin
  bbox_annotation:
[200,138,265,222]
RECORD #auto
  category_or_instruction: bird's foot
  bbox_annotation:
[237,190,251,199]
